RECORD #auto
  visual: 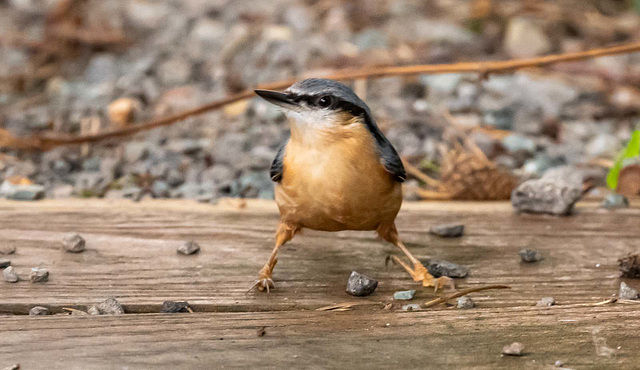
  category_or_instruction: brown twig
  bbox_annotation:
[423,284,510,308]
[8,41,640,151]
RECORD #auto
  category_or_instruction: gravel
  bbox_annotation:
[0,259,10,268]
[511,177,583,216]
[602,194,629,209]
[3,266,19,283]
[619,282,639,300]
[421,259,469,278]
[29,267,49,283]
[457,296,475,309]
[401,304,422,311]
[89,297,125,315]
[502,342,525,356]
[393,289,416,300]
[178,240,201,255]
[62,233,86,253]
[345,271,378,297]
[519,249,543,263]
[161,301,191,313]
[536,297,555,307]
[429,224,464,237]
[29,306,49,316]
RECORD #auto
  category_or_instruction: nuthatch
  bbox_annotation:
[253,78,453,292]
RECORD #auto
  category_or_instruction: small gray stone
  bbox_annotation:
[504,17,550,58]
[62,233,86,253]
[536,297,555,307]
[393,289,416,300]
[178,241,200,255]
[603,194,629,209]
[554,360,565,367]
[87,305,101,315]
[345,271,378,297]
[29,306,49,316]
[0,259,10,268]
[30,267,49,283]
[502,134,536,154]
[402,304,422,311]
[3,266,19,283]
[429,224,464,237]
[511,178,582,216]
[502,342,525,356]
[0,181,46,201]
[519,249,543,263]
[161,301,191,313]
[457,296,475,309]
[619,282,639,300]
[421,259,469,278]
[90,297,125,315]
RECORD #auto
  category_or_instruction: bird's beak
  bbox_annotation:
[254,89,298,109]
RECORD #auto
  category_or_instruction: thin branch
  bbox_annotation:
[10,41,640,151]
[423,284,510,308]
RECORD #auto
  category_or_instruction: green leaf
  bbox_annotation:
[607,130,640,190]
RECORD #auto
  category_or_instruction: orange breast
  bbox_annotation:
[276,122,402,232]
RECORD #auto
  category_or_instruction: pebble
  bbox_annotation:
[0,181,45,201]
[536,297,555,307]
[502,342,525,356]
[401,304,422,311]
[62,233,86,253]
[429,224,464,237]
[519,249,543,263]
[345,271,378,297]
[29,267,49,283]
[393,290,416,300]
[421,259,469,278]
[511,178,583,216]
[161,301,191,313]
[504,17,551,58]
[29,306,49,316]
[178,241,201,255]
[619,282,639,300]
[457,296,475,309]
[602,194,629,209]
[0,259,10,268]
[89,297,125,315]
[555,360,565,367]
[3,266,19,283]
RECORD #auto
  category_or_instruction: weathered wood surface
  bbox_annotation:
[1,199,639,369]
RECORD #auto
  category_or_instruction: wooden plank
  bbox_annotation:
[1,305,639,369]
[0,199,639,368]
[0,200,638,310]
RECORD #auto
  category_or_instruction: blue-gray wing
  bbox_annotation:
[270,140,288,182]
[362,115,406,183]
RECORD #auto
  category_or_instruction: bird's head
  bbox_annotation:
[255,78,371,142]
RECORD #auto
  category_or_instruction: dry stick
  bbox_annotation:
[424,285,510,308]
[14,41,640,151]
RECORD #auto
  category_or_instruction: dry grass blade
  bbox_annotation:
[7,41,640,151]
[424,285,510,308]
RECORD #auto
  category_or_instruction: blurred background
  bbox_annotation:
[1,0,640,202]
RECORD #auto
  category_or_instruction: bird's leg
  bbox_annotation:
[251,222,296,293]
[379,224,454,292]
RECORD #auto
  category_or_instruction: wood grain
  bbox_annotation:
[0,199,639,368]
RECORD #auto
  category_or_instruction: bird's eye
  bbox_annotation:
[316,95,333,108]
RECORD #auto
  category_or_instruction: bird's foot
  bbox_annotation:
[249,261,277,293]
[388,255,455,292]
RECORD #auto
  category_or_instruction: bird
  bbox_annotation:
[252,78,453,293]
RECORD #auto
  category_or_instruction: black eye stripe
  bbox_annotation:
[287,93,365,116]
